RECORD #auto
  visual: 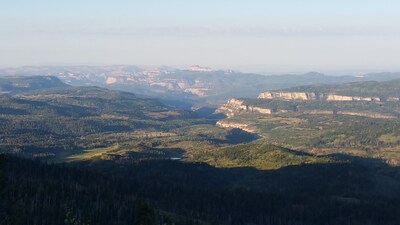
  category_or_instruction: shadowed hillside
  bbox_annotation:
[1,155,400,225]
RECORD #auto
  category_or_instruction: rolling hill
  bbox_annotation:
[0,76,67,93]
[0,85,195,158]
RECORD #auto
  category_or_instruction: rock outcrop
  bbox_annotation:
[326,94,381,102]
[251,106,273,114]
[216,98,272,117]
[258,91,317,100]
[387,97,400,101]
[216,121,256,133]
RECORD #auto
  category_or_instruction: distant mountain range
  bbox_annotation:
[2,65,400,107]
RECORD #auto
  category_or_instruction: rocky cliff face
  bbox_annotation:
[258,91,398,102]
[258,91,317,100]
[216,98,272,118]
[325,94,381,102]
[387,97,400,101]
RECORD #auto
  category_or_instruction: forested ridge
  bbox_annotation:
[0,86,198,157]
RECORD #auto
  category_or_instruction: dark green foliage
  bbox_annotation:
[1,156,139,225]
[2,155,400,225]
[134,202,156,225]
[64,207,90,225]
[0,155,5,224]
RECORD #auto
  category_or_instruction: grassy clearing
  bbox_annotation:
[379,134,400,144]
[66,144,120,162]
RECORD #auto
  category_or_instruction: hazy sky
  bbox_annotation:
[1,0,400,73]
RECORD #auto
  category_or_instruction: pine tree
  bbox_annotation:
[134,201,157,225]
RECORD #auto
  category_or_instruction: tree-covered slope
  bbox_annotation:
[0,86,194,157]
[187,140,332,169]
